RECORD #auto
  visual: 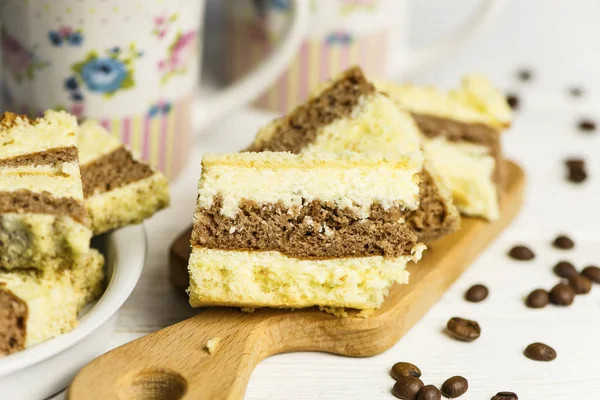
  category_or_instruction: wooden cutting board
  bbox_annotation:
[68,161,525,400]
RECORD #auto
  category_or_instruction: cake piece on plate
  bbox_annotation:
[78,120,170,234]
[376,76,512,220]
[188,151,426,311]
[248,66,459,242]
[0,111,91,270]
[0,249,104,356]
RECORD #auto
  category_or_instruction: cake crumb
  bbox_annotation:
[240,307,255,313]
[205,337,221,354]
[356,308,375,318]
[319,306,348,318]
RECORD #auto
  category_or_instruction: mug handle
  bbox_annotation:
[398,0,506,76]
[194,0,309,132]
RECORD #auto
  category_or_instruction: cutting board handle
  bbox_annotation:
[68,308,273,400]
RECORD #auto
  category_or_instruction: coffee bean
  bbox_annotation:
[465,284,489,303]
[525,289,549,308]
[392,376,424,400]
[578,118,596,132]
[508,245,535,261]
[568,87,584,97]
[582,265,600,283]
[549,283,575,306]
[569,274,592,294]
[418,385,441,400]
[446,317,480,342]
[553,261,577,278]
[565,158,585,170]
[506,94,519,110]
[553,234,574,249]
[441,376,468,398]
[492,391,518,400]
[568,167,588,183]
[391,362,422,380]
[524,342,556,361]
[517,69,532,82]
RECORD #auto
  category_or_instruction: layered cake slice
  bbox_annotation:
[0,111,91,270]
[0,249,104,356]
[376,76,512,220]
[248,66,459,242]
[78,120,170,234]
[188,151,426,310]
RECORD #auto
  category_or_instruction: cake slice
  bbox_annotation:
[188,151,426,310]
[248,66,459,242]
[78,120,170,234]
[376,76,512,220]
[0,111,91,271]
[0,249,104,356]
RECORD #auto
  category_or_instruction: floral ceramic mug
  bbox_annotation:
[228,0,505,113]
[0,0,308,179]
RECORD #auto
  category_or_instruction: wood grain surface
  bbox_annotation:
[68,161,524,400]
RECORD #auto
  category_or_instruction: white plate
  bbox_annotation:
[0,224,147,400]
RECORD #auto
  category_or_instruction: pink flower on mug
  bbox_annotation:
[1,28,49,82]
[154,16,166,25]
[59,26,73,38]
[158,30,197,84]
[71,103,84,116]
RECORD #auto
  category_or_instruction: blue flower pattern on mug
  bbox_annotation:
[325,31,353,46]
[48,26,84,47]
[148,100,172,118]
[68,43,143,99]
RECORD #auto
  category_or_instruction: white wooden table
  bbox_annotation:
[56,1,600,398]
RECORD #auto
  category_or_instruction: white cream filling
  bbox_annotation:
[198,152,422,219]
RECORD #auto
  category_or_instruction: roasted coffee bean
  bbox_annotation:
[525,289,549,308]
[549,283,575,306]
[517,69,532,81]
[506,94,519,110]
[568,167,588,183]
[569,87,584,97]
[391,362,422,380]
[524,342,556,361]
[569,274,592,294]
[508,245,535,261]
[441,376,468,398]
[553,235,574,249]
[578,118,596,132]
[565,158,585,170]
[418,385,441,400]
[465,284,489,302]
[392,376,424,400]
[492,391,518,400]
[582,265,600,283]
[553,261,577,278]
[446,317,480,342]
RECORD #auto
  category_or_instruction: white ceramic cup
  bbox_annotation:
[227,0,505,113]
[0,0,309,179]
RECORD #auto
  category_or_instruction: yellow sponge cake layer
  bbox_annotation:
[248,67,459,242]
[377,77,511,220]
[78,120,170,234]
[188,246,424,310]
[0,111,91,270]
[0,249,104,356]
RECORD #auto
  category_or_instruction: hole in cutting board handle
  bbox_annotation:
[120,368,187,400]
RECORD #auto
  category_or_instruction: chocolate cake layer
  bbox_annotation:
[0,189,88,223]
[411,113,503,184]
[0,287,27,356]
[81,146,154,197]
[0,146,78,168]
[192,196,418,259]
[406,169,459,242]
[246,66,375,153]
